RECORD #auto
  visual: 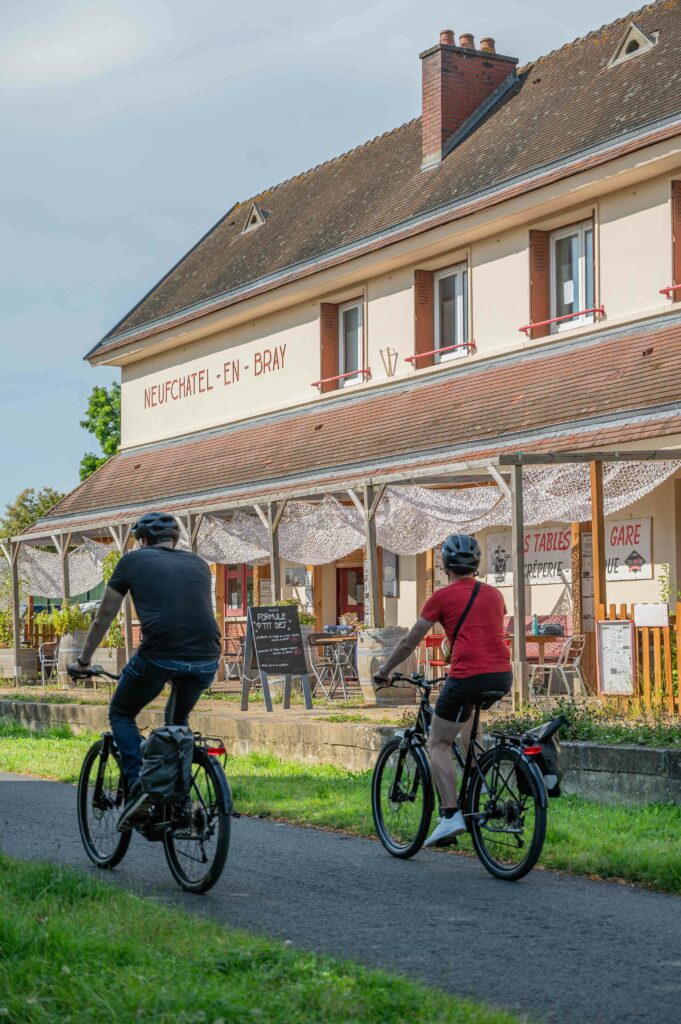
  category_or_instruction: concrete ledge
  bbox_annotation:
[2,698,680,804]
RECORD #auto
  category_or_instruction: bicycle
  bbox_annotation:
[73,665,232,893]
[371,672,564,881]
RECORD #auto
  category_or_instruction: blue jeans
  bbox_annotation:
[109,654,219,785]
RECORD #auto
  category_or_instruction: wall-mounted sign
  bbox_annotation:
[486,518,653,586]
[433,547,449,589]
[596,619,636,696]
[383,550,399,598]
[633,603,669,628]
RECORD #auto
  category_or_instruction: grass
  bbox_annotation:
[2,719,681,893]
[0,855,520,1024]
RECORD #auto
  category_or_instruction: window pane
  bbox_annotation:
[438,274,458,348]
[585,229,594,310]
[342,306,360,375]
[227,576,243,610]
[554,234,579,318]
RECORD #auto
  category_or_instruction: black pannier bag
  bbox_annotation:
[523,715,568,797]
[139,725,194,802]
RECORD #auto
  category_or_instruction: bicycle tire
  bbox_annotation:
[77,739,131,869]
[372,736,433,858]
[163,749,231,893]
[467,747,546,881]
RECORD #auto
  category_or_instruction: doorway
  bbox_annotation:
[336,566,365,622]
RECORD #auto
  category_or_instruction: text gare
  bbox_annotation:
[143,345,287,410]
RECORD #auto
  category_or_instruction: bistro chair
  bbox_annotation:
[307,633,336,699]
[329,637,357,700]
[419,634,449,680]
[529,634,587,699]
[38,641,58,685]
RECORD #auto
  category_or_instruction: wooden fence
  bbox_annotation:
[597,602,680,714]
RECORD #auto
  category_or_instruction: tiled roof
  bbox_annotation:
[92,1,681,355]
[32,315,681,535]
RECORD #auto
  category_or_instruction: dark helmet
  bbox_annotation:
[441,533,481,573]
[131,511,181,545]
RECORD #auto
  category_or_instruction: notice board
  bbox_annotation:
[596,620,636,696]
[240,605,312,712]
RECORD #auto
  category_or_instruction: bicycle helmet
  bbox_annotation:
[131,511,181,545]
[441,533,481,574]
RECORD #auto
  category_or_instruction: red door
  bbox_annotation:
[336,566,365,622]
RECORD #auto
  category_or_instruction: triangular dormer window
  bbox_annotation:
[609,22,657,68]
[242,202,267,234]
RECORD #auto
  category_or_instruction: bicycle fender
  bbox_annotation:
[521,755,549,810]
[200,752,233,814]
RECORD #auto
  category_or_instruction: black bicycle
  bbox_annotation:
[372,673,565,881]
[74,665,232,893]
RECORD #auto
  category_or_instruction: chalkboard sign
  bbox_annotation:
[597,620,636,696]
[250,605,308,675]
[240,605,313,712]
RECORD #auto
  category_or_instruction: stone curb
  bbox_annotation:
[2,699,680,804]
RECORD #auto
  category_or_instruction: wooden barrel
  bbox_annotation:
[356,628,418,705]
[57,631,90,686]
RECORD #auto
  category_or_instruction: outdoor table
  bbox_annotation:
[505,634,563,665]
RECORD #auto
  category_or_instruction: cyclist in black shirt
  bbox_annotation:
[68,511,221,828]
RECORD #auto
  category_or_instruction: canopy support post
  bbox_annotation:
[510,465,528,707]
[1,541,23,686]
[109,525,133,660]
[590,461,606,617]
[361,484,385,628]
[187,512,204,554]
[255,502,286,602]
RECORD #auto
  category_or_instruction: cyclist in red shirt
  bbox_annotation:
[374,533,512,847]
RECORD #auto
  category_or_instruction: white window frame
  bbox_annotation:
[549,220,594,334]
[433,263,469,362]
[338,299,363,387]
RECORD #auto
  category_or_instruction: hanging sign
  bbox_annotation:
[240,605,313,712]
[486,527,572,586]
[596,619,636,696]
[606,518,652,581]
[487,518,653,586]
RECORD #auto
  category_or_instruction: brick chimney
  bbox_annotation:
[420,30,518,169]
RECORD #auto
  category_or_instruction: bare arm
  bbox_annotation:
[76,587,125,665]
[374,617,434,681]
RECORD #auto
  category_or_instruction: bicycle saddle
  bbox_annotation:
[475,690,508,709]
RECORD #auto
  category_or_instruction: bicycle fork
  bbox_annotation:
[93,734,125,812]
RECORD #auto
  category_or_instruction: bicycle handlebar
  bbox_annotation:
[373,671,448,689]
[67,664,120,682]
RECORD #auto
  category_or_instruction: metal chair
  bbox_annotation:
[38,641,58,684]
[329,637,357,699]
[419,634,448,679]
[307,633,336,699]
[529,634,587,698]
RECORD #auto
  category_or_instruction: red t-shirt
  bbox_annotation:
[420,578,511,678]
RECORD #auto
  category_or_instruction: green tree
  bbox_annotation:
[80,381,121,481]
[0,487,64,539]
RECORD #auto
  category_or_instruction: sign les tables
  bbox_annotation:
[240,605,313,712]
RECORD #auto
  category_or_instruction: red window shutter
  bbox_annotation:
[414,270,435,368]
[672,181,681,287]
[529,230,550,339]
[319,303,339,393]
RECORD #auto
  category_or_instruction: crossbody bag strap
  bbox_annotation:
[449,580,481,650]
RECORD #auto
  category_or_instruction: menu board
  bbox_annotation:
[597,620,636,696]
[249,605,308,675]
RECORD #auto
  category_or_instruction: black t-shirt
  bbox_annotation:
[108,547,221,661]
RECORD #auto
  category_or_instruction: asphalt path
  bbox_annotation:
[1,771,679,1024]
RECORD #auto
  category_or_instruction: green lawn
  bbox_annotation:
[0,855,520,1024]
[2,718,681,893]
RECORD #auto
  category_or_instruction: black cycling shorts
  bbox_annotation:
[434,671,513,724]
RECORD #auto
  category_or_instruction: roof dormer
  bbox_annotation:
[242,202,267,234]
[608,21,657,68]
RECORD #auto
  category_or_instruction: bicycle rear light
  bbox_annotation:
[523,745,543,756]
[207,746,226,756]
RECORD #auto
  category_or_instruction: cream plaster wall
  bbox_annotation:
[384,554,418,628]
[599,174,671,324]
[470,227,530,355]
[366,268,415,383]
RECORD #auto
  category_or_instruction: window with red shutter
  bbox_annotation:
[529,230,550,339]
[319,302,339,393]
[414,269,435,368]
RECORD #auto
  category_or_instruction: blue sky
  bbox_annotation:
[0,0,629,508]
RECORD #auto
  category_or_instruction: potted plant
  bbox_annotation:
[35,602,92,686]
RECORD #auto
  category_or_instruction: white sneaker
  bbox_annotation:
[424,810,467,847]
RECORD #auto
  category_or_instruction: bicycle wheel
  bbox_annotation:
[372,737,433,857]
[77,739,131,869]
[163,749,231,893]
[467,747,546,881]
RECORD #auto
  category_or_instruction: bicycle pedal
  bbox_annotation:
[435,834,459,848]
